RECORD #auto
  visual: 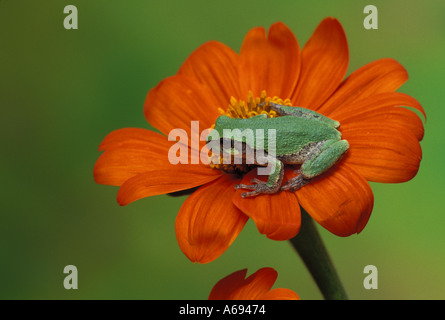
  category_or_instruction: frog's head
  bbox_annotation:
[209,114,267,141]
[213,115,231,137]
[206,115,231,145]
[206,115,248,159]
[207,113,269,146]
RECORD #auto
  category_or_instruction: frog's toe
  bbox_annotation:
[281,174,309,192]
[240,186,271,197]
[235,183,257,190]
[235,179,267,191]
[241,191,259,198]
[250,178,266,184]
[289,186,302,193]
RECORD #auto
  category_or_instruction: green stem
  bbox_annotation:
[289,207,348,300]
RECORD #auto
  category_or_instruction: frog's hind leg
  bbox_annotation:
[281,139,349,192]
[280,172,309,192]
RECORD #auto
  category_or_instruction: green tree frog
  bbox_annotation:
[207,103,349,198]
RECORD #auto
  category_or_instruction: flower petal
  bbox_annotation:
[116,166,222,206]
[342,108,424,142]
[291,17,349,110]
[330,92,425,141]
[341,122,422,183]
[318,58,408,115]
[97,127,166,151]
[295,163,374,236]
[232,170,301,240]
[261,288,300,300]
[94,128,173,186]
[178,41,242,106]
[230,268,278,300]
[144,75,220,137]
[330,91,426,123]
[175,175,248,264]
[239,22,301,99]
[209,268,296,300]
[208,269,248,300]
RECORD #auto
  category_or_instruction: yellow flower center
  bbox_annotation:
[209,90,291,174]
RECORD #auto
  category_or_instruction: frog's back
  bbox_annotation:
[254,116,341,153]
[215,115,341,154]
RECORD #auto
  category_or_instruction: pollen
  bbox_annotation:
[217,90,292,120]
[209,90,291,174]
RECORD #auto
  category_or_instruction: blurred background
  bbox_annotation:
[1,0,444,299]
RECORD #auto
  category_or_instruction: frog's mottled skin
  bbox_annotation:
[209,103,349,197]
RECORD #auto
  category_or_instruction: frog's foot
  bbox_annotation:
[235,178,279,198]
[281,173,309,192]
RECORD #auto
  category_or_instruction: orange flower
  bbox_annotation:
[208,268,299,300]
[94,18,425,263]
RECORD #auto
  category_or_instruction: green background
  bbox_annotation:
[1,0,444,300]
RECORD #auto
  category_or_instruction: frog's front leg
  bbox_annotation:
[235,156,284,198]
[281,139,349,192]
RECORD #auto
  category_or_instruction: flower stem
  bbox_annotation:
[289,207,348,300]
